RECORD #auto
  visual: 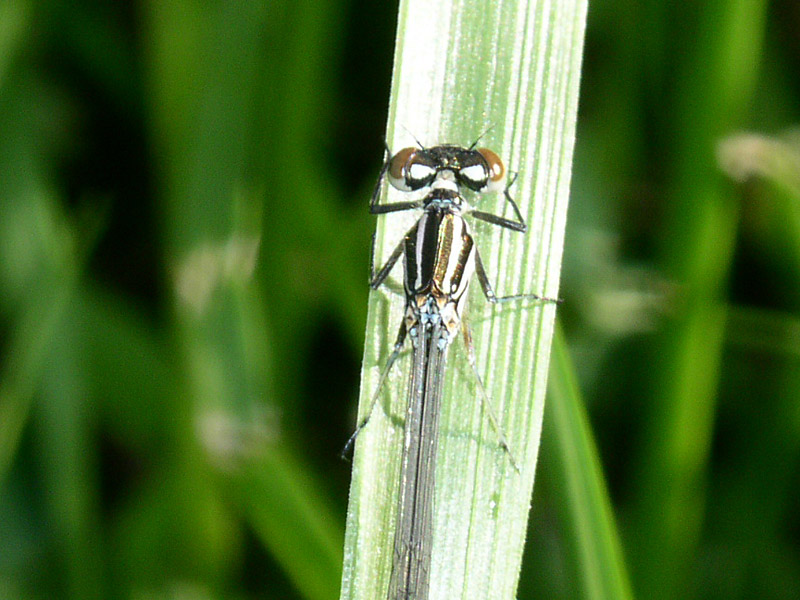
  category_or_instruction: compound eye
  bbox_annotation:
[388,147,435,191]
[476,147,506,192]
[459,163,489,189]
[388,147,416,190]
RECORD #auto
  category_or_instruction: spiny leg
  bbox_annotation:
[370,231,404,289]
[341,319,408,459]
[369,233,404,296]
[370,222,419,295]
[370,146,424,215]
[474,247,562,305]
[501,171,526,227]
[470,172,527,233]
[351,217,418,457]
[461,320,520,473]
[367,149,413,290]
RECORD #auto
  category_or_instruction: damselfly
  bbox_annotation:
[349,142,557,599]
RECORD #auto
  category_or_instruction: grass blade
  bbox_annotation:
[547,323,634,600]
[341,0,587,598]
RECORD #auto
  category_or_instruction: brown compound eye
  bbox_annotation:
[388,147,416,188]
[388,147,436,191]
[476,147,506,192]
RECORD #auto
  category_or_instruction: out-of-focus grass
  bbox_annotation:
[545,323,633,600]
[2,1,800,599]
[626,1,769,598]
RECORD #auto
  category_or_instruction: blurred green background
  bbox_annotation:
[1,1,799,599]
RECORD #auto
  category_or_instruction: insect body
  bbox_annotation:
[350,142,556,599]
